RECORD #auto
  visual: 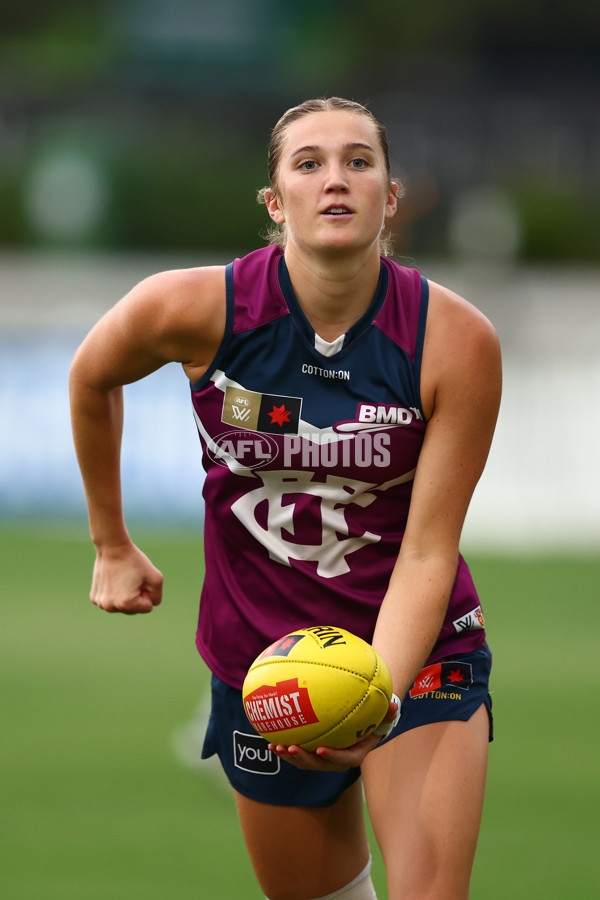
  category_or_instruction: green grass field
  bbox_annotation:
[2,524,599,898]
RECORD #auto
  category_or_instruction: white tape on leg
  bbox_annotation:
[312,855,377,899]
[264,854,377,899]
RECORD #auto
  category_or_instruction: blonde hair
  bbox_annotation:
[257,97,402,257]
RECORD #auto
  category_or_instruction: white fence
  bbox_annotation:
[1,251,598,550]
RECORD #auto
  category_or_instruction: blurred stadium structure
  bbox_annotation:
[2,1,600,259]
[1,1,599,549]
[2,250,598,551]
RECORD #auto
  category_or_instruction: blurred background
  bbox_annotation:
[1,2,599,898]
[1,0,599,544]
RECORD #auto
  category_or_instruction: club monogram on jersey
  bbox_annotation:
[231,470,383,578]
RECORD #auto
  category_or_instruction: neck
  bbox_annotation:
[283,245,382,342]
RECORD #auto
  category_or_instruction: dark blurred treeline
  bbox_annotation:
[1,0,599,260]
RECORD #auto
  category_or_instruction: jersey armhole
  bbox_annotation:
[189,262,235,391]
[413,275,429,421]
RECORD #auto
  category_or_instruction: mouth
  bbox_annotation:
[321,205,353,216]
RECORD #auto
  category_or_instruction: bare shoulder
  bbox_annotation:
[121,265,227,362]
[421,279,502,420]
[72,265,227,389]
[426,279,499,350]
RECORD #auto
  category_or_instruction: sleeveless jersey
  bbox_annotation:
[190,245,486,689]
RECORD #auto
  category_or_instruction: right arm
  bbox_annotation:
[69,265,226,613]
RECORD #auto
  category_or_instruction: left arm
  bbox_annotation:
[274,280,502,771]
[371,280,502,695]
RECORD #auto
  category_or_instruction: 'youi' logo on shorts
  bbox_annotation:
[233,731,281,775]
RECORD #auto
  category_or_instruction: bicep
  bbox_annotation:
[71,306,168,392]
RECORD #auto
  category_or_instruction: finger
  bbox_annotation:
[385,698,401,721]
[313,744,370,769]
[269,743,358,773]
[268,744,328,771]
[313,729,385,768]
[118,592,156,614]
[371,694,402,741]
[92,593,155,614]
[143,578,163,608]
[269,744,306,765]
[120,600,154,614]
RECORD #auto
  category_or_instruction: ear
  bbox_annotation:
[384,181,399,221]
[264,188,286,225]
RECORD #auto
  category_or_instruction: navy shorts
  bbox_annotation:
[201,643,493,808]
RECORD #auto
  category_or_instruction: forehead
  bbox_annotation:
[281,109,381,158]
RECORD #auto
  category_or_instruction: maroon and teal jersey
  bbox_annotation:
[190,246,486,689]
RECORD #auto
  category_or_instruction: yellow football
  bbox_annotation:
[242,626,392,751]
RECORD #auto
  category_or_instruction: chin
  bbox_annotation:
[289,229,378,258]
[318,235,377,256]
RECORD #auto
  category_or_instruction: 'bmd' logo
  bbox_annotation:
[233,731,281,775]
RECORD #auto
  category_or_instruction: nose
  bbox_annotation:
[323,161,349,192]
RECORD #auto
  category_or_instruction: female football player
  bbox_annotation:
[70,97,501,899]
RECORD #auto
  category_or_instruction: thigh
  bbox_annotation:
[234,779,370,900]
[362,704,489,900]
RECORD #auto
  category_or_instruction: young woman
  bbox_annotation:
[70,98,502,900]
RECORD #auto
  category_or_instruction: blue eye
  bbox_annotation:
[350,158,367,169]
[300,160,317,171]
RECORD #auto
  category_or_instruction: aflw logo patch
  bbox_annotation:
[452,606,485,634]
[222,386,302,435]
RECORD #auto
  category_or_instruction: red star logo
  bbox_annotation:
[268,404,291,427]
[279,637,296,650]
[448,669,464,683]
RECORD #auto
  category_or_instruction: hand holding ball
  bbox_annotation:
[242,626,393,751]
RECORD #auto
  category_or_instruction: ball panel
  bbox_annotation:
[299,680,392,751]
[257,625,379,681]
[242,626,393,750]
[242,661,369,748]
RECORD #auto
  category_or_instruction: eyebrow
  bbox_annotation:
[289,142,376,159]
